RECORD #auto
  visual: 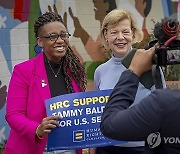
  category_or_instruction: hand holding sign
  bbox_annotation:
[36,115,62,139]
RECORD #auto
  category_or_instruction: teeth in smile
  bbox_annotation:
[56,46,64,50]
[116,43,126,48]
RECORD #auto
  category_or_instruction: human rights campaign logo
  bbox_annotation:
[73,130,85,142]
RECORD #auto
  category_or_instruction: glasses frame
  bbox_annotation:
[40,32,71,42]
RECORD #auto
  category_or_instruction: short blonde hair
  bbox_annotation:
[101,9,143,48]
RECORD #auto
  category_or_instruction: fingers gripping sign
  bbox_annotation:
[36,115,62,139]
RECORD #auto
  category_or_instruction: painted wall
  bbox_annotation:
[0,0,179,145]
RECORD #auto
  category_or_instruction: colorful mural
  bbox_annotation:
[0,0,179,150]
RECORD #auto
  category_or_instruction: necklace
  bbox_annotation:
[47,60,62,78]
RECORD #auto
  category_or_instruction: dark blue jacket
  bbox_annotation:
[101,70,180,154]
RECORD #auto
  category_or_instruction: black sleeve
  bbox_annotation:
[100,70,163,141]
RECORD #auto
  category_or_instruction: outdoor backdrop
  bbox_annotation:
[0,0,179,146]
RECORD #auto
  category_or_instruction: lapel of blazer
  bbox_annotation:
[34,52,51,103]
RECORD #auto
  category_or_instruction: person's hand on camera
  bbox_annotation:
[129,46,156,77]
[35,115,61,139]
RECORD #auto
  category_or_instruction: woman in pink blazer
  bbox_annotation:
[5,12,86,154]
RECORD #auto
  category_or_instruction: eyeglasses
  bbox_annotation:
[40,32,71,42]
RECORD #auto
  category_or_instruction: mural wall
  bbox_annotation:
[0,0,179,146]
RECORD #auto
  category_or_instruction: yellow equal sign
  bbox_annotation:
[75,132,83,140]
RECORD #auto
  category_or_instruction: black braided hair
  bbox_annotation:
[62,47,87,92]
[34,12,87,92]
[34,12,63,38]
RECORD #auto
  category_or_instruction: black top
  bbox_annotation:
[44,53,68,97]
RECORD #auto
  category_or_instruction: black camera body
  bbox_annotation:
[149,40,180,66]
[148,17,180,66]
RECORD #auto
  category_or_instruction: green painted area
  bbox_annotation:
[83,61,103,81]
[28,0,40,59]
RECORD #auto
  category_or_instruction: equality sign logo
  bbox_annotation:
[73,130,85,142]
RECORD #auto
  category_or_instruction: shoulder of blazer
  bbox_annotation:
[13,53,44,82]
[14,57,36,73]
[14,52,44,73]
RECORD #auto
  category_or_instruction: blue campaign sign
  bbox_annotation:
[45,89,127,151]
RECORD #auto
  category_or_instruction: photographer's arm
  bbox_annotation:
[100,47,163,141]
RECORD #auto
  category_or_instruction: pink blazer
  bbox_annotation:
[5,52,81,154]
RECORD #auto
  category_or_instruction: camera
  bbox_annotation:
[147,17,180,66]
[149,39,180,66]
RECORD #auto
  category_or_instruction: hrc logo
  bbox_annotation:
[73,130,85,142]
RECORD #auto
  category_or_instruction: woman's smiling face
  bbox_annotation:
[105,19,133,58]
[37,21,69,63]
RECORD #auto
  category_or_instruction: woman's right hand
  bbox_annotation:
[129,46,156,77]
[36,115,62,138]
